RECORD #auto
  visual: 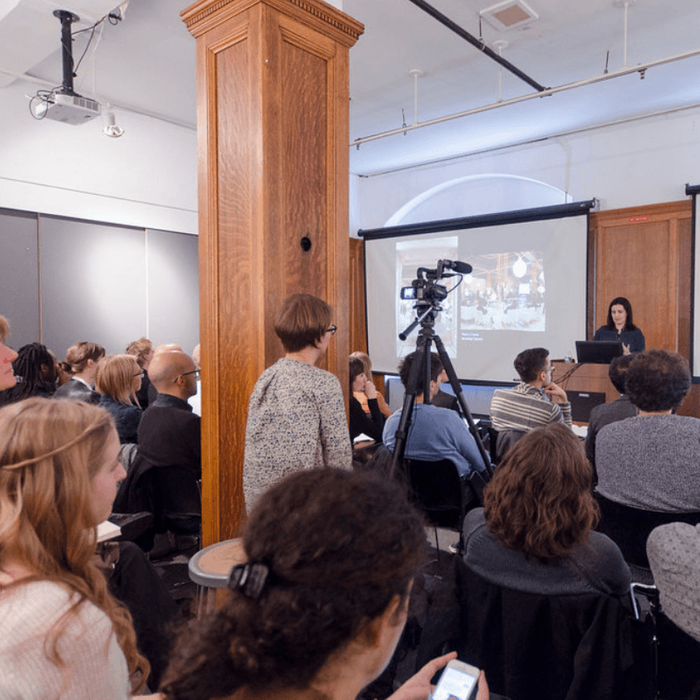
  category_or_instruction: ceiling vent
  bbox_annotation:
[480,0,539,32]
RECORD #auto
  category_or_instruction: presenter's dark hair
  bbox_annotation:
[605,297,637,331]
[349,355,365,392]
[608,354,634,395]
[273,294,332,353]
[625,349,690,412]
[514,347,549,383]
[484,423,598,563]
[160,468,425,700]
[398,351,443,397]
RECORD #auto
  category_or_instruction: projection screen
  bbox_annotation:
[361,202,593,384]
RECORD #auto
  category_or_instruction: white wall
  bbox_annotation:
[351,106,700,233]
[0,81,197,233]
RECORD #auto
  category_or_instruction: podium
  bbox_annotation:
[553,361,617,422]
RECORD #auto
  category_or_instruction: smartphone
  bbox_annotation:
[431,659,480,700]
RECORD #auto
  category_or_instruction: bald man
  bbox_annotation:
[126,351,201,543]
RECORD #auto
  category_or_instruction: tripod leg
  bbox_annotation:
[390,334,432,475]
[433,336,493,477]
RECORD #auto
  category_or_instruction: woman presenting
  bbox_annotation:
[593,296,645,354]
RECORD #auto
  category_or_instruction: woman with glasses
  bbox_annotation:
[243,294,352,512]
[96,354,144,444]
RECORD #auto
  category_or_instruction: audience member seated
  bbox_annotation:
[0,398,154,698]
[431,369,460,412]
[118,350,202,550]
[350,350,392,418]
[126,337,156,410]
[383,351,488,477]
[55,341,105,404]
[489,346,572,433]
[96,354,144,444]
[243,294,351,513]
[460,424,632,700]
[648,522,700,643]
[585,354,637,476]
[0,342,58,406]
[160,468,488,700]
[596,349,700,513]
[0,315,18,392]
[349,355,384,444]
[188,343,201,416]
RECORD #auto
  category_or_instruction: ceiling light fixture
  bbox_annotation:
[103,109,124,138]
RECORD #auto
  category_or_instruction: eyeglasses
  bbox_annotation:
[327,325,338,335]
[173,368,201,383]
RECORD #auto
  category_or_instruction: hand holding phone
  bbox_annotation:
[430,659,481,700]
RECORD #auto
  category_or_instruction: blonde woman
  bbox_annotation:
[0,398,157,698]
[96,354,144,444]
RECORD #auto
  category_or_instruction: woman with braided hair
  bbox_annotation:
[161,468,488,700]
[0,397,160,698]
[0,341,58,406]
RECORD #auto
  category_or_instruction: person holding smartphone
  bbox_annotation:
[160,468,488,700]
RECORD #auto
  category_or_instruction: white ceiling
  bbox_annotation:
[2,0,700,176]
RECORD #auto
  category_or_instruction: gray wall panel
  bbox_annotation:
[146,228,199,355]
[40,216,147,357]
[0,208,39,348]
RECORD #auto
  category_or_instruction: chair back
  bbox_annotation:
[595,494,700,569]
[403,458,483,530]
[487,427,527,464]
[457,562,635,700]
[149,466,201,535]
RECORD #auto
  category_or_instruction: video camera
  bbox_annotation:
[400,259,472,306]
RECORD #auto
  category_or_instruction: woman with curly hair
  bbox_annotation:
[464,423,630,590]
[161,468,488,700]
[596,349,700,513]
[96,354,144,444]
[0,398,158,698]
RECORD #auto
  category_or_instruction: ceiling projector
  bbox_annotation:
[32,92,101,125]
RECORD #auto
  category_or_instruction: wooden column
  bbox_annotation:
[181,0,363,545]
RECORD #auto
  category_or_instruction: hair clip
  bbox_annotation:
[227,562,269,600]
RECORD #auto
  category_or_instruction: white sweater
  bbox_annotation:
[0,580,130,700]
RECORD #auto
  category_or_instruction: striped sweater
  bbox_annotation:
[490,382,572,432]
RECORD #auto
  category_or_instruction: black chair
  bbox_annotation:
[402,458,487,555]
[456,562,636,700]
[595,494,700,571]
[632,583,700,700]
[149,466,201,536]
[487,427,527,465]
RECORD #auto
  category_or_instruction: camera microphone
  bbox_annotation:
[440,259,472,274]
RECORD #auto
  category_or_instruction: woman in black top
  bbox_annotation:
[349,355,384,443]
[593,296,645,354]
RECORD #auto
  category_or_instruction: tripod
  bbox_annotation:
[391,303,493,478]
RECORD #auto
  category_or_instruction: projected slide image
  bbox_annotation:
[396,237,459,357]
[461,251,545,332]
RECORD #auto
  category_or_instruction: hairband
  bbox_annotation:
[228,563,269,600]
[1,418,105,471]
